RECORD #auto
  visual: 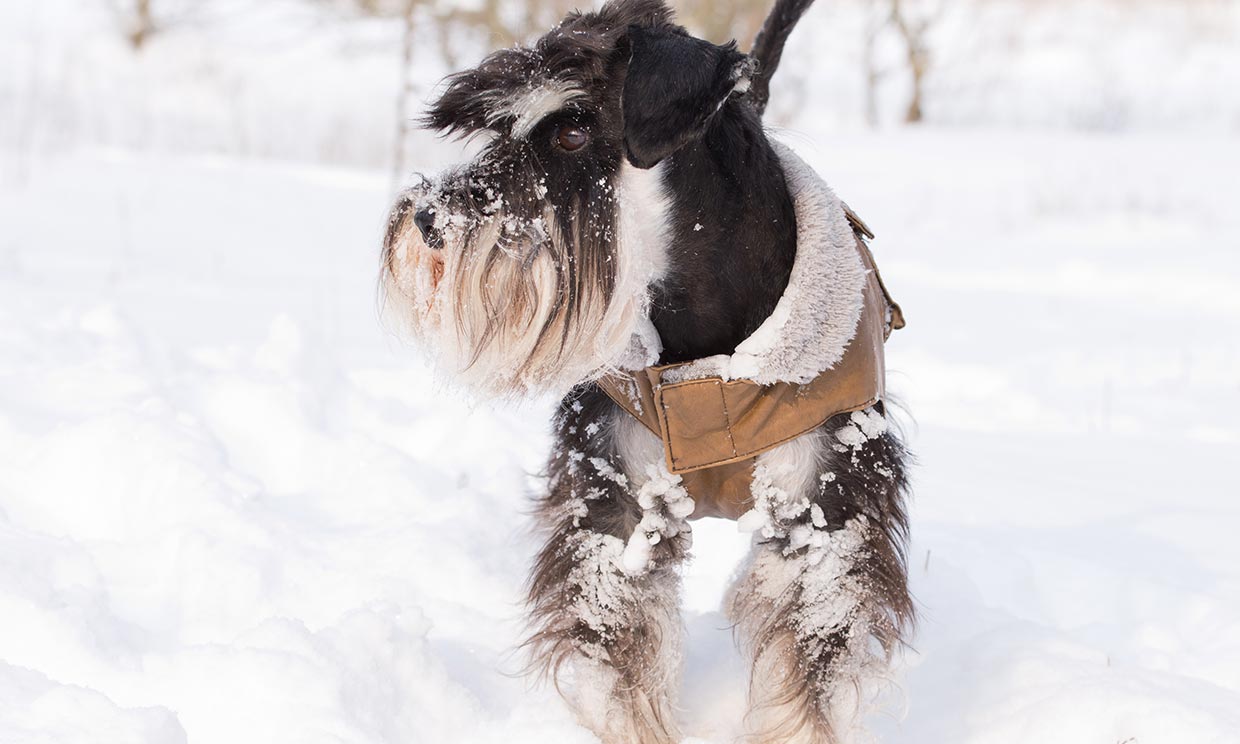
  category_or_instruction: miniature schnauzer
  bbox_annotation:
[381,0,913,741]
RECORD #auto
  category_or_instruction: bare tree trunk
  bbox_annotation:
[681,0,769,46]
[393,0,417,190]
[863,1,887,128]
[128,0,154,50]
[890,0,931,124]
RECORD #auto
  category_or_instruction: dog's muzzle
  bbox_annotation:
[385,186,447,303]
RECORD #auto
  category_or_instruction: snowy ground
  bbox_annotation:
[2,125,1238,743]
[3,0,1240,740]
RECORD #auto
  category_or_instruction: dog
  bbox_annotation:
[380,1,913,741]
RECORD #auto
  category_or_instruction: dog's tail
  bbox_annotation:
[748,0,817,116]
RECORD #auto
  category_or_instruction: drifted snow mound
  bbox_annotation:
[0,301,584,744]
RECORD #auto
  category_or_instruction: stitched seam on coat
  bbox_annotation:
[716,380,738,458]
[655,386,680,468]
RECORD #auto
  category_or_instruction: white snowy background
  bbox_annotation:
[2,0,1239,742]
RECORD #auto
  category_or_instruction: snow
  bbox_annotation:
[622,465,695,575]
[834,408,890,449]
[3,0,1240,743]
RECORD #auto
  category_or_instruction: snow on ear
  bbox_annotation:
[728,56,756,95]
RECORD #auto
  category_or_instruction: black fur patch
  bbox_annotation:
[621,26,754,168]
[649,101,798,363]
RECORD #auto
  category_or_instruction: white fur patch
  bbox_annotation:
[489,80,588,139]
[612,409,665,478]
[609,160,671,371]
[736,429,828,539]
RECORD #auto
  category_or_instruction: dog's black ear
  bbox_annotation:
[621,26,755,169]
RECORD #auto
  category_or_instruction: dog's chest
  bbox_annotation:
[601,233,897,521]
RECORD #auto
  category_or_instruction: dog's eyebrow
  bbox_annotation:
[487,80,588,139]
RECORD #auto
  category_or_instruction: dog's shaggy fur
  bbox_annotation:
[381,1,913,741]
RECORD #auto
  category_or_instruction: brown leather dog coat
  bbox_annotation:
[598,220,903,521]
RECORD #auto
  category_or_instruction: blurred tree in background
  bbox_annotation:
[887,0,941,123]
[109,0,161,49]
[676,0,769,45]
[327,0,589,62]
[78,0,1237,172]
[109,0,201,50]
[112,0,929,134]
[124,0,155,48]
[330,0,771,51]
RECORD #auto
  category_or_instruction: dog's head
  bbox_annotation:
[382,0,755,397]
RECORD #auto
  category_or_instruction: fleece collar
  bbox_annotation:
[620,141,873,385]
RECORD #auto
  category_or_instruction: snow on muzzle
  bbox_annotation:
[381,175,621,398]
[383,184,447,314]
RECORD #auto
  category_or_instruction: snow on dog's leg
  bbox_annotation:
[729,406,913,743]
[525,386,690,744]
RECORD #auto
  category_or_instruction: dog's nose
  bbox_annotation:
[413,207,442,249]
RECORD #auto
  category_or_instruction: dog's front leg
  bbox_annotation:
[728,407,914,743]
[526,387,690,744]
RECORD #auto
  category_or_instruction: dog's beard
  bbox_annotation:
[383,174,663,398]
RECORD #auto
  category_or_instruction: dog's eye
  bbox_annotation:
[555,126,588,152]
